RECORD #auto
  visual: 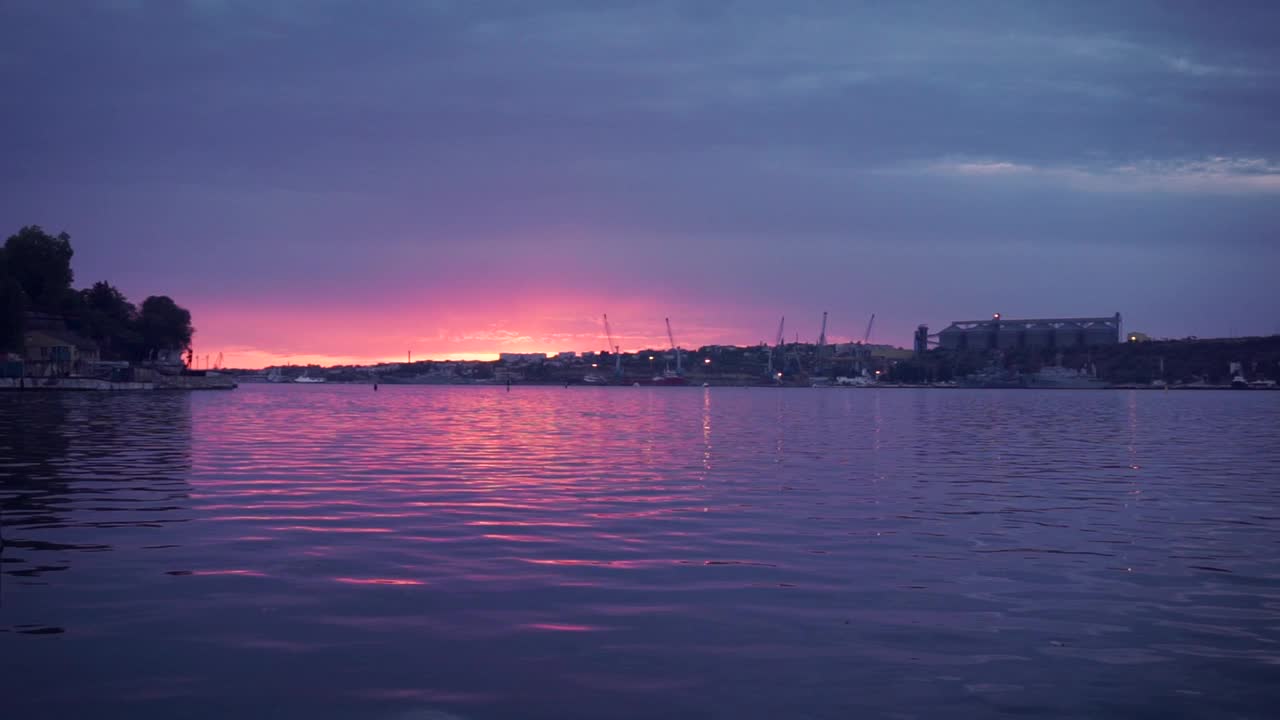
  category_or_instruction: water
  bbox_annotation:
[2,385,1279,719]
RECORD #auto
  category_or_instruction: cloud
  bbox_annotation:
[3,0,1280,358]
[925,156,1280,194]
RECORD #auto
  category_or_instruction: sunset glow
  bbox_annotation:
[183,297,885,369]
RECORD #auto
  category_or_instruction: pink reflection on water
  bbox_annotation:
[517,558,669,569]
[466,520,590,528]
[269,526,392,533]
[359,688,493,703]
[522,622,606,632]
[333,577,425,586]
[482,533,554,543]
[407,500,542,510]
[190,569,267,577]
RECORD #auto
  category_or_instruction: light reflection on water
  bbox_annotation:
[2,385,1280,719]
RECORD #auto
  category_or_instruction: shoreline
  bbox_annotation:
[0,375,237,391]
[232,379,1276,391]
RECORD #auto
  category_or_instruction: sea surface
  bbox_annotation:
[2,385,1279,719]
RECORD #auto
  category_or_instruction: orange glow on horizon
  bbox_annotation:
[181,296,905,369]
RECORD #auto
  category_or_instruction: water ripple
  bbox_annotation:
[2,386,1279,719]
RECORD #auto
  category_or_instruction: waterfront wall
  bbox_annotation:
[0,374,236,391]
[0,377,154,390]
[155,374,238,390]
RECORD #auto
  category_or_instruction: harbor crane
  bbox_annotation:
[665,317,683,375]
[855,313,876,374]
[768,316,785,378]
[602,314,622,377]
[814,310,829,375]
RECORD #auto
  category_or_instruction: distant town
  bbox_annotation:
[240,314,1280,390]
[3,225,1277,391]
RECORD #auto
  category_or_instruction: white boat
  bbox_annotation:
[265,367,286,383]
[835,374,876,387]
[294,370,326,384]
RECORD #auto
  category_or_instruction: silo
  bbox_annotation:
[998,325,1022,349]
[1084,323,1118,346]
[1025,323,1055,349]
[938,326,966,350]
[1053,323,1084,348]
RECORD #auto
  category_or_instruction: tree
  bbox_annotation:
[0,274,25,351]
[136,295,194,358]
[2,225,74,309]
[79,281,140,360]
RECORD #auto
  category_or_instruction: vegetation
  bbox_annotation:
[0,225,195,361]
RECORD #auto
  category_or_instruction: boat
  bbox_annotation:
[294,370,326,384]
[265,367,287,383]
[583,374,609,385]
[1026,365,1108,389]
[959,366,1024,388]
[653,318,688,386]
[651,370,688,386]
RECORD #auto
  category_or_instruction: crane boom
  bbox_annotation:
[603,313,622,377]
[863,313,876,344]
[813,310,829,375]
[768,315,785,377]
[665,317,682,374]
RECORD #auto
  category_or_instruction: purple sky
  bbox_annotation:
[2,1,1278,364]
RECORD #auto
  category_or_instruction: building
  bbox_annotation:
[498,353,547,364]
[1127,331,1151,343]
[934,313,1122,352]
[23,329,100,377]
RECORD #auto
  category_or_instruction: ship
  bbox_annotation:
[959,366,1024,388]
[1026,365,1108,389]
[293,370,326,384]
[650,370,688,386]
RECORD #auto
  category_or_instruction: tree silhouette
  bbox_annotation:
[2,226,74,309]
[79,281,140,360]
[137,295,194,357]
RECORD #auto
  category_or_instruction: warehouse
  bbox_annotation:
[934,313,1122,351]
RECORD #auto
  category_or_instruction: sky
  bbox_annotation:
[2,0,1278,366]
